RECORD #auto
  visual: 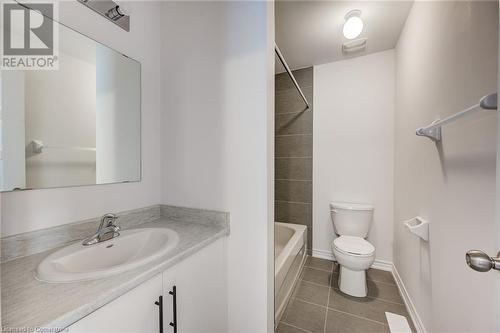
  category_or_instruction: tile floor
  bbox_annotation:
[277,257,415,333]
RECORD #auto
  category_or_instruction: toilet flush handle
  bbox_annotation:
[331,209,338,213]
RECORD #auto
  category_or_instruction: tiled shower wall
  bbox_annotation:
[275,67,313,253]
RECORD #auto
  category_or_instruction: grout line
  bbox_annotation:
[275,133,313,138]
[275,200,312,205]
[303,264,335,273]
[328,308,390,327]
[298,279,330,289]
[329,284,405,307]
[275,156,313,159]
[276,109,312,116]
[323,265,332,333]
[279,321,315,333]
[303,265,397,285]
[298,276,406,307]
[292,258,406,331]
[275,179,312,182]
[276,87,313,95]
[292,295,395,328]
[299,277,331,288]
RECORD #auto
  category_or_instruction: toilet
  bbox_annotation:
[330,202,375,297]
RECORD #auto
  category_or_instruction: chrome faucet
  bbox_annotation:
[82,213,121,246]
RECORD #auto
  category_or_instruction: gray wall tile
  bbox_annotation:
[275,180,312,203]
[275,135,312,158]
[275,201,312,225]
[276,68,313,91]
[276,110,313,136]
[276,87,313,114]
[275,67,313,252]
[275,201,312,250]
[275,157,312,180]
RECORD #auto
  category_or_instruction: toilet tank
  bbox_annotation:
[330,202,374,237]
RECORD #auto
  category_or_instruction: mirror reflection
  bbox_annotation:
[0,19,141,192]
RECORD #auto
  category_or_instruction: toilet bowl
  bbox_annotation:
[330,202,375,297]
[332,235,375,297]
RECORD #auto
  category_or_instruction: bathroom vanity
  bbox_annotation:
[69,235,226,333]
[0,6,231,331]
[1,206,229,332]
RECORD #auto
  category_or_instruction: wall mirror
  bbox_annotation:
[0,8,141,192]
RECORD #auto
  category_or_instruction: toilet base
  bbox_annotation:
[338,265,367,297]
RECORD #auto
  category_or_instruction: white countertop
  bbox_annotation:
[1,218,229,331]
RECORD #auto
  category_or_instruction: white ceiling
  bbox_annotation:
[275,1,413,72]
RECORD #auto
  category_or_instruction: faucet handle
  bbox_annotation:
[100,213,119,229]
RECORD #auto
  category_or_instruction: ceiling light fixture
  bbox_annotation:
[343,10,363,40]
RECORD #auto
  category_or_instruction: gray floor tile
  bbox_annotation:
[282,298,326,333]
[328,288,410,324]
[367,269,396,285]
[301,267,331,287]
[277,322,312,333]
[325,309,390,333]
[305,256,333,272]
[292,280,330,307]
[331,269,403,304]
[367,280,404,304]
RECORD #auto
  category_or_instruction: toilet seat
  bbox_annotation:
[333,236,374,257]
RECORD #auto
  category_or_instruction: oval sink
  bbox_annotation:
[36,228,179,283]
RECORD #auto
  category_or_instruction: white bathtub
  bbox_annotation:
[275,222,307,323]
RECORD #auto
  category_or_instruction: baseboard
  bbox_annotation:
[312,248,335,261]
[311,249,426,333]
[371,259,393,271]
[391,264,427,333]
[311,249,391,272]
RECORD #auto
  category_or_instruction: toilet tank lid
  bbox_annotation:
[330,202,373,211]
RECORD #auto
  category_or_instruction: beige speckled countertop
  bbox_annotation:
[1,217,229,331]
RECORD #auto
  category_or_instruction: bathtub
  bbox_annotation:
[275,222,307,323]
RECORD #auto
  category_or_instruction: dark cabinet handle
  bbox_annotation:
[169,286,177,333]
[154,295,163,333]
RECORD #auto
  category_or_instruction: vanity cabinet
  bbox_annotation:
[66,238,227,333]
[162,238,227,333]
[68,274,163,333]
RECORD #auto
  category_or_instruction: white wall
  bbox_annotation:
[394,1,498,332]
[313,50,395,263]
[160,2,274,331]
[1,1,162,237]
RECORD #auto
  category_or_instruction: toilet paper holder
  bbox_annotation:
[403,216,429,242]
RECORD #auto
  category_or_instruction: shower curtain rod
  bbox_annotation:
[275,44,311,110]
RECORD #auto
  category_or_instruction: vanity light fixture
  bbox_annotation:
[77,0,130,32]
[343,10,363,40]
[106,6,125,21]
